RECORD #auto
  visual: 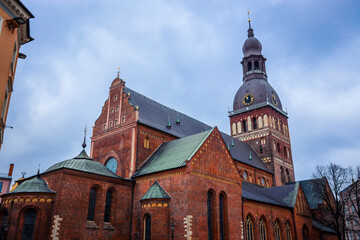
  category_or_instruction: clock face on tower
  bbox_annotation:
[242,93,254,106]
[271,94,278,106]
[105,157,118,173]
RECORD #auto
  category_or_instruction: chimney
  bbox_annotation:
[8,163,14,176]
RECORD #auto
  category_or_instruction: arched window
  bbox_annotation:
[245,215,254,240]
[277,143,281,153]
[259,217,267,240]
[254,61,259,70]
[248,62,252,71]
[219,193,228,240]
[207,190,216,240]
[22,209,37,240]
[274,220,281,240]
[87,188,97,221]
[253,118,257,130]
[286,169,291,183]
[260,145,263,154]
[104,190,112,222]
[232,123,237,135]
[0,209,9,238]
[144,137,150,149]
[302,225,309,240]
[144,214,151,240]
[243,171,248,181]
[286,222,292,240]
[242,120,247,132]
[281,166,286,184]
[284,147,287,157]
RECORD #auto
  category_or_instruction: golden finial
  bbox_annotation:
[117,67,120,78]
[247,9,252,28]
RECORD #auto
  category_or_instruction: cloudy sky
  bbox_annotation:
[1,0,360,182]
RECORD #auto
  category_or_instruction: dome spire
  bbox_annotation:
[247,9,254,38]
[117,67,120,78]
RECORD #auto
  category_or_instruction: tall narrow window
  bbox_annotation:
[286,169,291,183]
[144,137,150,149]
[104,190,112,222]
[260,145,263,154]
[144,214,151,240]
[281,166,286,184]
[254,61,259,70]
[284,147,287,157]
[207,190,216,240]
[219,193,228,240]
[248,62,252,71]
[302,225,308,240]
[0,209,8,238]
[21,209,37,240]
[242,120,247,132]
[259,217,267,240]
[253,118,257,130]
[274,220,281,240]
[285,222,292,240]
[245,215,254,240]
[87,188,97,221]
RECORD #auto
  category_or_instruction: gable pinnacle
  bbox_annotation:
[82,126,87,149]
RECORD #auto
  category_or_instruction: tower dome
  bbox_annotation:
[233,78,282,111]
[242,27,262,57]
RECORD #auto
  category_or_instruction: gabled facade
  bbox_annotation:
[0,0,34,149]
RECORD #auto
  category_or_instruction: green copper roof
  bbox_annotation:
[44,150,124,180]
[133,129,214,177]
[11,175,55,194]
[140,181,171,200]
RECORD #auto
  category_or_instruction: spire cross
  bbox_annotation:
[82,126,87,149]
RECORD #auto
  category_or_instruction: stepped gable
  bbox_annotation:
[140,181,171,200]
[133,129,214,177]
[220,132,272,173]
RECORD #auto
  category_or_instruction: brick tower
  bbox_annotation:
[229,22,295,186]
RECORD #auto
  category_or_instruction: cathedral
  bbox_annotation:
[0,23,338,240]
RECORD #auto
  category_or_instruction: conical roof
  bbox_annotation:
[140,181,171,200]
[11,174,55,193]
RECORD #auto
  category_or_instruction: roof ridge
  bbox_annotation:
[124,87,210,127]
[186,128,215,161]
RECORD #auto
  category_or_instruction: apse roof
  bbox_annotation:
[11,174,55,194]
[124,87,272,174]
[133,129,213,177]
[140,181,171,200]
[44,149,128,180]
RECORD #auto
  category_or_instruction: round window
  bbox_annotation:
[261,178,265,186]
[243,171,248,180]
[105,158,118,173]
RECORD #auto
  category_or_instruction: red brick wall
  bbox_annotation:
[132,128,243,240]
[1,193,54,240]
[42,169,134,240]
[230,106,295,186]
[243,200,295,240]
